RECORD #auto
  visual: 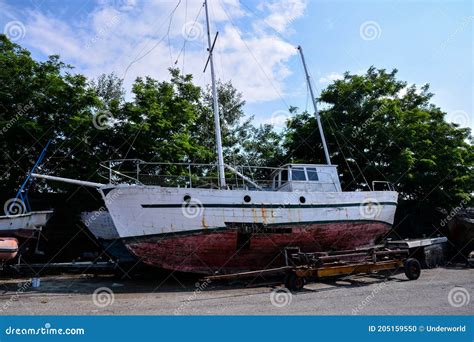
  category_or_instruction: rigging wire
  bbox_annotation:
[218,0,291,110]
[294,48,310,115]
[325,119,357,188]
[211,2,226,86]
[167,3,178,67]
[327,116,372,189]
[174,2,204,67]
[233,0,294,46]
[120,0,183,164]
[182,0,188,72]
[122,0,182,81]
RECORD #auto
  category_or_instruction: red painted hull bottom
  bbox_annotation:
[0,228,37,239]
[124,222,390,274]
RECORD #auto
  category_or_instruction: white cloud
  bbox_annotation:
[12,0,306,103]
[261,0,307,34]
[397,86,408,98]
[318,72,343,84]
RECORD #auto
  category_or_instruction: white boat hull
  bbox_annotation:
[0,211,53,239]
[98,185,398,273]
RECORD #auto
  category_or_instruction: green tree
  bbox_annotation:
[0,34,103,190]
[115,68,212,163]
[90,73,124,110]
[198,81,283,167]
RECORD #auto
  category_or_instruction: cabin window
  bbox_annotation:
[280,170,288,184]
[306,167,319,181]
[292,167,306,181]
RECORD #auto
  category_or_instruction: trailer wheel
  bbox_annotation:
[285,273,305,291]
[404,258,421,280]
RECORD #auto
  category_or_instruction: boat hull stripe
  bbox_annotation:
[141,202,398,209]
[120,219,393,241]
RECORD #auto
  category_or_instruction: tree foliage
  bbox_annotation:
[284,67,473,209]
[1,36,472,212]
[0,34,100,190]
[199,81,283,167]
[0,36,280,191]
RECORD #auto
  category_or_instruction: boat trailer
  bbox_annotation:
[204,245,422,291]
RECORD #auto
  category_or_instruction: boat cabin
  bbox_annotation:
[271,164,342,192]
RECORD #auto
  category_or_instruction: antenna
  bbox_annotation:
[204,0,226,188]
[297,45,331,165]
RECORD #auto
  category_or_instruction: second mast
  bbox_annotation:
[204,0,226,188]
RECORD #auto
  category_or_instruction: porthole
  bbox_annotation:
[299,196,306,204]
[244,195,251,203]
[183,195,191,202]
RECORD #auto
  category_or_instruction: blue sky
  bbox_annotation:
[1,0,472,131]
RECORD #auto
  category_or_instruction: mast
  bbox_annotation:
[297,46,331,165]
[204,0,226,188]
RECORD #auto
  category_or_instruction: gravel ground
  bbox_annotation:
[0,267,472,315]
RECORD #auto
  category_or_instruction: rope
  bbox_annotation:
[122,0,182,80]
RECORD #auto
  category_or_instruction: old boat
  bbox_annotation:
[0,210,52,240]
[0,238,19,264]
[1,141,53,257]
[447,208,474,258]
[33,0,398,274]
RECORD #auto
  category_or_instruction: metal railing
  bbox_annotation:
[99,159,283,190]
[98,159,395,193]
[372,181,396,191]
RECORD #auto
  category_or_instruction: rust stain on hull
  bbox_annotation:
[126,222,390,274]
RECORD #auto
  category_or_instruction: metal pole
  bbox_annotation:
[204,0,226,188]
[297,46,331,165]
[31,173,105,188]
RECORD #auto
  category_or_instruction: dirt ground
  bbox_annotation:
[0,267,472,315]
